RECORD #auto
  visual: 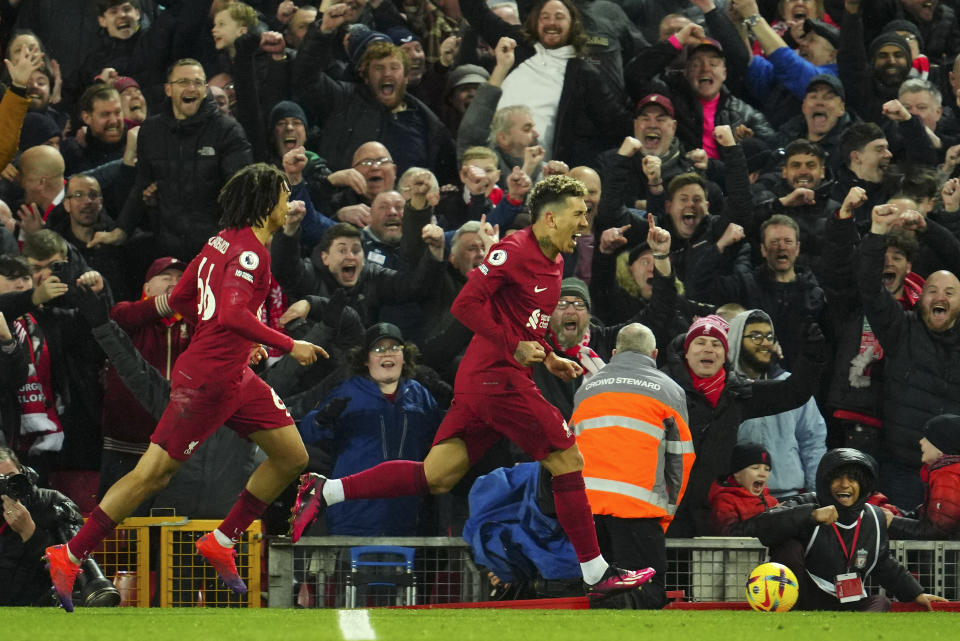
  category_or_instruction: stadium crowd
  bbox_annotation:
[2,0,960,606]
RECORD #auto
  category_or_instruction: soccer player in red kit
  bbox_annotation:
[45,164,328,611]
[290,175,656,599]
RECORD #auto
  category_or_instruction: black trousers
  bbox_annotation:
[592,514,668,609]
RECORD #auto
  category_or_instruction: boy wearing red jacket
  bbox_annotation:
[709,442,779,536]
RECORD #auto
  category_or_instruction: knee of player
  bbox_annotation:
[427,475,456,495]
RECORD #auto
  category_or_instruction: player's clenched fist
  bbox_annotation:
[514,340,546,366]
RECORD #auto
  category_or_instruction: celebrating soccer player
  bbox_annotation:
[45,163,328,612]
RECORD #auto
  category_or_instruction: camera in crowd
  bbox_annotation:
[0,472,31,501]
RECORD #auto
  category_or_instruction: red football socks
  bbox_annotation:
[551,471,602,563]
[68,506,118,561]
[219,489,269,543]
[341,460,429,499]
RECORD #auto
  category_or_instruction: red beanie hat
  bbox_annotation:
[683,314,730,356]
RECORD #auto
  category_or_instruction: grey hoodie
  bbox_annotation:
[726,309,827,496]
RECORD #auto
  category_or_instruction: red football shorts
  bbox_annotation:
[433,386,575,463]
[152,367,293,461]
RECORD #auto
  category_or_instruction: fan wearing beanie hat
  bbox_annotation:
[886,414,960,540]
[708,441,778,535]
[682,315,729,408]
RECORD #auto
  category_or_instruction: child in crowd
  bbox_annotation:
[753,448,945,611]
[436,146,528,229]
[212,2,258,61]
[888,414,960,540]
[708,442,778,535]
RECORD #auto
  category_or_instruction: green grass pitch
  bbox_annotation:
[3,608,957,641]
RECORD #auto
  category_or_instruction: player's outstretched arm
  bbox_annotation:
[290,339,329,366]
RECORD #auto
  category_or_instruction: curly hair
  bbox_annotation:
[359,42,410,78]
[217,163,290,229]
[527,174,586,222]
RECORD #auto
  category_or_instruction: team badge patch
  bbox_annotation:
[488,249,507,266]
[239,251,259,270]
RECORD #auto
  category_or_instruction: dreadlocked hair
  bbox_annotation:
[217,163,289,229]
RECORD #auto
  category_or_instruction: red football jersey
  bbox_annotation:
[167,227,294,384]
[451,227,562,392]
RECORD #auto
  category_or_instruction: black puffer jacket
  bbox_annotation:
[752,449,923,604]
[858,232,960,467]
[116,93,253,261]
[270,228,444,329]
[687,255,825,369]
[0,467,84,606]
[662,343,824,537]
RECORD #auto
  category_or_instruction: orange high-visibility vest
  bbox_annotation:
[572,351,694,531]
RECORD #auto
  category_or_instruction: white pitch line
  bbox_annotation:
[338,609,377,640]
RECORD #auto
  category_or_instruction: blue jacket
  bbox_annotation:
[463,463,580,583]
[747,47,838,102]
[300,376,440,535]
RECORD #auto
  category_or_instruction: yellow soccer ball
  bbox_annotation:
[745,562,799,612]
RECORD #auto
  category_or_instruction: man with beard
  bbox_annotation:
[726,309,827,497]
[87,59,252,261]
[20,61,67,133]
[688,214,824,368]
[838,1,913,124]
[728,139,838,277]
[775,75,854,174]
[857,203,960,508]
[293,7,456,185]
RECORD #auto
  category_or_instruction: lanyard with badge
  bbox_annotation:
[832,516,864,602]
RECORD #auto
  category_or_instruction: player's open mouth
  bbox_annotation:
[283,136,298,149]
[181,96,199,105]
[752,480,764,494]
[643,132,661,148]
[563,320,578,332]
[341,265,358,280]
[882,271,896,287]
[931,303,948,320]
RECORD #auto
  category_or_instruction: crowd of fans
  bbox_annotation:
[1,0,959,549]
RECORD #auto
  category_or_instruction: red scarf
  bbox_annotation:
[686,363,726,408]
[12,314,64,455]
[545,326,606,377]
[260,275,289,358]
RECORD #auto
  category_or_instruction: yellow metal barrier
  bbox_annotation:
[88,517,261,607]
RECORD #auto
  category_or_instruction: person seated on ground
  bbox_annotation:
[887,414,960,540]
[297,323,442,536]
[753,448,946,611]
[708,441,778,535]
